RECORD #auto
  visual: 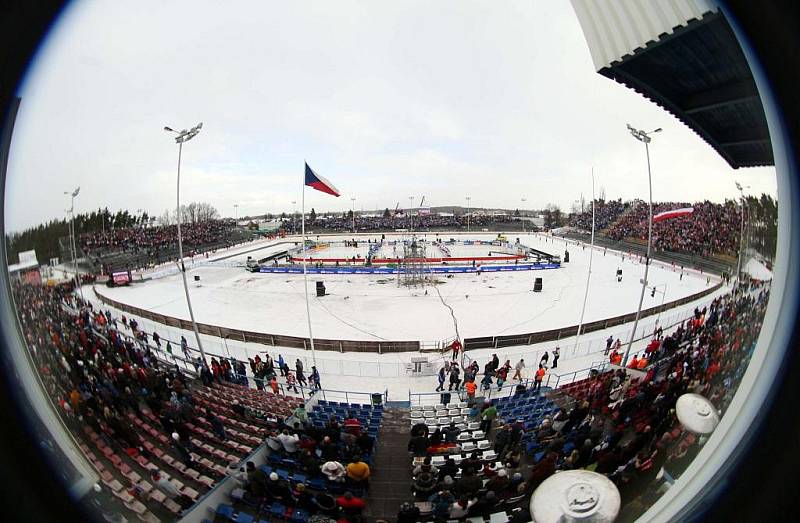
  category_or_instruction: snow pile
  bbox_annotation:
[743,257,773,281]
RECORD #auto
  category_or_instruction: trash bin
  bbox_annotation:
[371,393,383,406]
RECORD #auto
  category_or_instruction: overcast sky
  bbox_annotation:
[5,0,776,232]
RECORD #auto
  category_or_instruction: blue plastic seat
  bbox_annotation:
[237,512,255,523]
[290,509,309,523]
[270,502,287,518]
[276,468,289,480]
[308,477,326,490]
[216,504,235,519]
[292,472,307,484]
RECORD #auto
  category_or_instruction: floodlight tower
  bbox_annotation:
[623,124,661,367]
[466,196,471,232]
[164,122,207,364]
[64,187,83,301]
[735,181,751,287]
[351,197,356,233]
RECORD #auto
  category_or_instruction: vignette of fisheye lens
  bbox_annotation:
[1,2,783,523]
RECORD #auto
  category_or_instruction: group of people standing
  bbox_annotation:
[437,340,562,396]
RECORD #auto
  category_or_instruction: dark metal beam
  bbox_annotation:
[683,79,760,114]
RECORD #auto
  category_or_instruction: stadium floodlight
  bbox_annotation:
[734,182,751,288]
[63,187,83,301]
[466,196,471,232]
[622,124,659,367]
[164,122,207,364]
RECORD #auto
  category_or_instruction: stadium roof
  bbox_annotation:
[572,1,772,169]
[7,259,39,274]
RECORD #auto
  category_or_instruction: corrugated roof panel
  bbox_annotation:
[571,0,717,70]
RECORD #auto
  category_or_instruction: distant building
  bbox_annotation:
[8,250,41,284]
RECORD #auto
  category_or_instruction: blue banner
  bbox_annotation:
[258,263,560,275]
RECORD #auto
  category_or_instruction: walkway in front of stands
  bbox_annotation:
[365,408,412,522]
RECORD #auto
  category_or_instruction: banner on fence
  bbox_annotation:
[258,263,560,275]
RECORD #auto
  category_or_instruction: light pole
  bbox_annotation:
[573,169,595,355]
[735,182,750,287]
[623,124,661,367]
[234,203,239,223]
[408,196,414,235]
[164,122,207,365]
[466,196,471,233]
[521,197,527,233]
[64,187,83,301]
[291,200,297,233]
[351,197,356,234]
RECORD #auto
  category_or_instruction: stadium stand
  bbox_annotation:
[78,220,255,273]
[401,279,769,521]
[606,200,741,256]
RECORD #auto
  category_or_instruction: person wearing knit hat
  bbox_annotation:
[269,472,279,481]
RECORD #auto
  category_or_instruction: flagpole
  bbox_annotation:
[301,175,317,367]
[573,167,595,356]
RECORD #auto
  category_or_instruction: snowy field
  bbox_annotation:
[96,232,718,343]
[84,283,728,401]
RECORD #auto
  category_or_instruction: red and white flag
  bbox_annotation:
[653,207,694,223]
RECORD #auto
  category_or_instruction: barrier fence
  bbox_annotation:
[93,287,420,354]
[462,280,723,351]
[92,273,722,361]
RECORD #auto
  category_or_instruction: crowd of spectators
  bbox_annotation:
[282,214,516,234]
[405,278,769,521]
[606,200,742,256]
[568,199,627,232]
[12,281,377,521]
[79,220,243,269]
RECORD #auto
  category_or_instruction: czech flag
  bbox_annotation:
[305,162,340,197]
[653,207,694,223]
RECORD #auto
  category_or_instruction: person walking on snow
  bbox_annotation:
[552,347,560,369]
[448,365,461,391]
[311,366,322,390]
[436,367,446,392]
[533,364,546,392]
[450,339,462,361]
[539,350,549,368]
[512,359,525,380]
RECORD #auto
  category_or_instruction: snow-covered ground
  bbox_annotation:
[743,257,773,281]
[96,232,717,343]
[79,232,728,401]
[84,282,727,402]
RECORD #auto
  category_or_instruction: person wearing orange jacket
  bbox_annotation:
[464,380,477,400]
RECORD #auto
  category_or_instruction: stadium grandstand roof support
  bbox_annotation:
[571,0,772,168]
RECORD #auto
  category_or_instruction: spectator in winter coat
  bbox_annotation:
[346,457,371,487]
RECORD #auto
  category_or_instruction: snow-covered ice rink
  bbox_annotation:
[97,233,718,343]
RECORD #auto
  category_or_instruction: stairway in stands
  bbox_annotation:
[365,408,412,522]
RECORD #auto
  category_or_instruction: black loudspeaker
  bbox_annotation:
[194,275,200,282]
[316,281,325,297]
[533,277,543,292]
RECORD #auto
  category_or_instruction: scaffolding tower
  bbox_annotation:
[398,238,430,287]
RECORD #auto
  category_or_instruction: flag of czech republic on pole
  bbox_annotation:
[305,162,341,197]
